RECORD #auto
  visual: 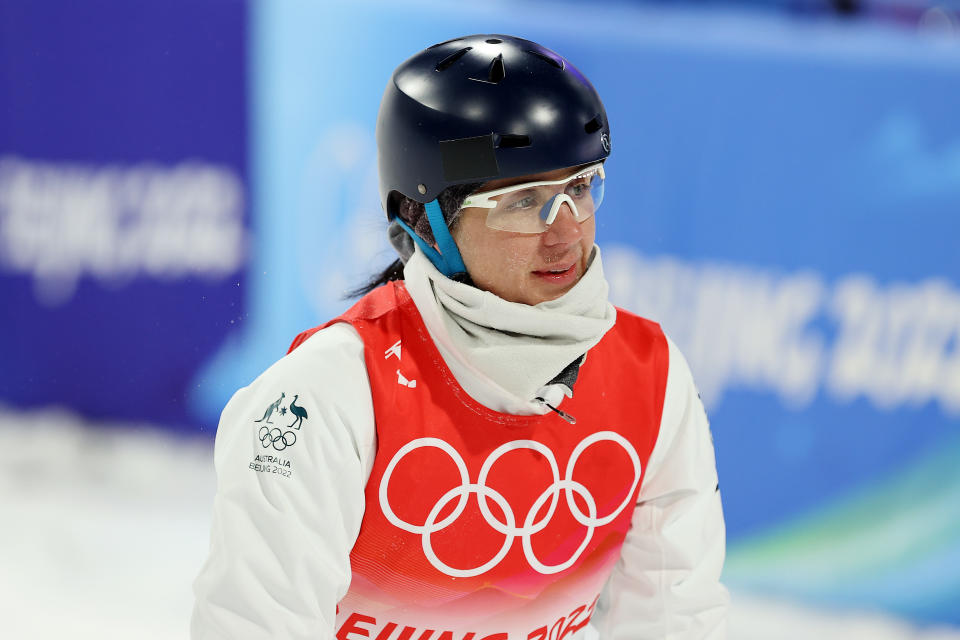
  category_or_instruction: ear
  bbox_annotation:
[387,219,416,263]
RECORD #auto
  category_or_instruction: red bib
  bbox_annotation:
[290,282,668,640]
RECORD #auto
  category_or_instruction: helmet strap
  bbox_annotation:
[424,199,467,276]
[393,199,467,278]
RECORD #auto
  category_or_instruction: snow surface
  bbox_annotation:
[2,406,958,640]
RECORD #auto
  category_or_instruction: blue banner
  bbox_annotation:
[0,0,248,431]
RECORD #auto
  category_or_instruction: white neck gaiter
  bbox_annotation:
[403,245,617,407]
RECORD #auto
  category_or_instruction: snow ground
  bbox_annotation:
[2,406,958,640]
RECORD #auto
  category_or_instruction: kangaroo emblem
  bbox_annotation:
[254,392,285,424]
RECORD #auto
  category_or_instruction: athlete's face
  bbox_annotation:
[452,165,597,306]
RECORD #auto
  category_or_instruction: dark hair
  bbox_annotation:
[347,182,482,298]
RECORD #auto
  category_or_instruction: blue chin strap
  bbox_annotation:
[393,199,467,278]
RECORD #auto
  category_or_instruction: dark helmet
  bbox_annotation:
[377,34,611,219]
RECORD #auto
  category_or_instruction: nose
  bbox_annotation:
[542,201,582,246]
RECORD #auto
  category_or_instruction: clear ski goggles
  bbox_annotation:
[460,162,605,234]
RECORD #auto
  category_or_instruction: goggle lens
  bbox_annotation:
[463,164,605,234]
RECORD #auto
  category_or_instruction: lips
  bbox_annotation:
[532,261,578,285]
[535,263,575,275]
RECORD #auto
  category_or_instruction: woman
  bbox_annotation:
[192,34,728,639]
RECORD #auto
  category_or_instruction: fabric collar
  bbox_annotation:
[403,245,617,406]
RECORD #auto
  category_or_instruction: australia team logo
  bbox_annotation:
[253,392,309,451]
[379,432,642,578]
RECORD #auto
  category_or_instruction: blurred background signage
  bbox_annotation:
[1,0,958,634]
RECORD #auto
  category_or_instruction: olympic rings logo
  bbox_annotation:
[259,426,297,451]
[378,432,641,578]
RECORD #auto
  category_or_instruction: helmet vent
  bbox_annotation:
[525,49,564,70]
[497,134,531,149]
[488,54,506,83]
[436,47,472,72]
[428,37,463,50]
[584,116,603,134]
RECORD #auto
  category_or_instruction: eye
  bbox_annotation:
[503,194,538,211]
[567,179,592,198]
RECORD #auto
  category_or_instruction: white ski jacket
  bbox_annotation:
[192,274,728,639]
